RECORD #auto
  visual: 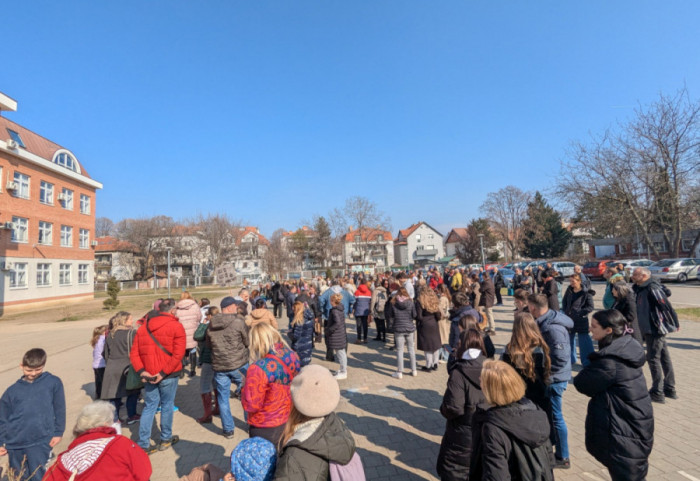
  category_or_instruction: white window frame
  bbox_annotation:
[79,194,90,215]
[681,239,693,252]
[78,264,89,285]
[11,216,28,243]
[59,263,72,285]
[653,241,667,253]
[428,234,434,239]
[13,172,30,199]
[79,229,89,249]
[415,234,421,242]
[38,221,53,245]
[61,188,74,210]
[427,245,435,250]
[60,225,73,247]
[37,263,52,287]
[9,263,28,288]
[40,181,54,205]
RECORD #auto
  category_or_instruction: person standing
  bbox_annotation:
[370,279,389,342]
[437,284,452,363]
[130,299,186,453]
[288,301,315,367]
[611,281,643,344]
[492,267,505,306]
[542,269,560,311]
[562,274,595,367]
[389,288,418,379]
[416,288,443,372]
[574,310,654,481]
[207,297,250,438]
[603,267,624,309]
[527,293,573,469]
[326,293,349,380]
[631,267,679,403]
[271,281,284,319]
[193,306,218,424]
[353,279,372,344]
[175,291,202,377]
[573,265,591,291]
[479,273,496,334]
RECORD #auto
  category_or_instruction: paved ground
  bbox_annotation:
[1,295,699,480]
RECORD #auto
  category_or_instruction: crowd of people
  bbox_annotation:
[0,261,682,481]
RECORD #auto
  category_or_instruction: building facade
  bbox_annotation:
[0,93,102,311]
[342,227,394,271]
[94,236,141,282]
[394,222,445,268]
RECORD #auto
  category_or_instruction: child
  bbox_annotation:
[90,325,108,400]
[325,293,348,380]
[288,300,315,367]
[0,348,66,481]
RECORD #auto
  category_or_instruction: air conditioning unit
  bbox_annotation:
[6,139,18,150]
[1,262,13,271]
[57,193,68,201]
[5,181,17,191]
[91,240,98,247]
[0,221,15,230]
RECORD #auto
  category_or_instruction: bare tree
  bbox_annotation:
[95,217,115,237]
[479,186,531,261]
[556,88,700,257]
[264,229,289,279]
[189,213,242,272]
[330,196,391,264]
[114,216,176,278]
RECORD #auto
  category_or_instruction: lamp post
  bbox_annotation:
[478,234,486,268]
[166,247,173,299]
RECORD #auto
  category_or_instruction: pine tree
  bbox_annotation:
[103,276,121,310]
[521,192,572,259]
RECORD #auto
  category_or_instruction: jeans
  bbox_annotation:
[396,332,416,373]
[215,365,248,433]
[336,349,348,374]
[110,392,139,420]
[546,381,569,460]
[570,332,595,367]
[448,322,460,351]
[7,444,51,481]
[645,334,676,394]
[138,376,179,450]
[355,316,369,341]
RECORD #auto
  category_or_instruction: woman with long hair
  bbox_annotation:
[574,310,653,481]
[241,323,301,446]
[101,311,141,425]
[436,284,452,363]
[389,287,418,379]
[325,293,348,380]
[192,306,219,424]
[562,273,595,367]
[436,330,487,481]
[175,291,202,377]
[610,281,642,344]
[288,300,315,366]
[501,312,552,416]
[90,325,108,400]
[416,288,443,371]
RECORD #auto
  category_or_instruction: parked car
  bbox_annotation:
[649,258,700,283]
[490,268,516,289]
[582,260,619,280]
[550,261,576,277]
[616,259,654,281]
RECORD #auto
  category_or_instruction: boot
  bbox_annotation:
[211,392,220,416]
[197,393,212,424]
[189,350,197,377]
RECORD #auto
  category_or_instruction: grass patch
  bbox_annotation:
[677,308,700,322]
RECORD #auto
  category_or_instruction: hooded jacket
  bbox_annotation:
[130,313,186,379]
[562,286,594,333]
[325,304,348,350]
[289,308,315,366]
[353,284,372,317]
[175,299,202,350]
[390,298,417,334]
[274,412,355,481]
[437,355,487,481]
[207,313,249,372]
[535,309,574,383]
[246,308,279,330]
[319,285,355,319]
[469,399,553,481]
[574,335,653,480]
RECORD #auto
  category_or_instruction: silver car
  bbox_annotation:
[648,258,700,283]
[617,259,654,281]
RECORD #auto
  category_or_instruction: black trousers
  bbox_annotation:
[645,334,676,393]
[273,303,282,318]
[374,318,386,340]
[495,288,503,304]
[356,316,369,341]
[249,424,285,449]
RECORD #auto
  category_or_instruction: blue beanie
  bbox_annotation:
[230,437,277,481]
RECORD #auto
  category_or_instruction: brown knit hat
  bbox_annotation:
[290,365,340,418]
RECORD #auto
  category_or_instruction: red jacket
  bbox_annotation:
[130,313,186,378]
[43,427,151,481]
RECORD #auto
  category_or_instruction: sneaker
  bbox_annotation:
[223,430,235,439]
[230,391,241,399]
[355,339,363,344]
[664,390,678,400]
[412,370,418,377]
[420,366,432,372]
[144,444,159,455]
[158,435,180,451]
[334,372,348,380]
[431,365,439,371]
[554,458,570,469]
[649,390,666,404]
[126,415,141,425]
[391,372,403,379]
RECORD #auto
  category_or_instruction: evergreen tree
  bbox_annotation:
[521,192,573,259]
[103,276,121,310]
[456,218,497,265]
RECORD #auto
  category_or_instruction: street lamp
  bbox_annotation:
[478,234,486,268]
[166,247,173,299]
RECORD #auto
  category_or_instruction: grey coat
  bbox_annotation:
[101,329,137,400]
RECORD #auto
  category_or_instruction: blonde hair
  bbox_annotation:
[480,360,526,407]
[330,293,343,306]
[249,322,287,361]
[292,301,305,326]
[418,288,440,313]
[279,404,313,449]
[180,291,193,300]
[90,325,108,347]
[108,311,132,337]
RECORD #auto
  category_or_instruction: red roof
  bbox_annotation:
[282,226,314,237]
[95,236,139,253]
[237,226,270,246]
[446,228,468,243]
[399,222,423,239]
[0,116,91,179]
[344,227,392,242]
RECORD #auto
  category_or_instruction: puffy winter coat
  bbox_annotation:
[535,309,573,383]
[325,304,347,350]
[437,355,486,481]
[43,427,151,481]
[175,299,202,350]
[416,302,442,352]
[242,343,301,429]
[207,313,249,372]
[247,308,279,330]
[574,335,653,481]
[130,313,186,379]
[289,309,315,366]
[274,412,355,481]
[353,284,372,317]
[562,286,594,333]
[612,292,642,343]
[390,298,417,334]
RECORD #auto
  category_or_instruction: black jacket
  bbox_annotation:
[390,298,416,334]
[469,398,553,481]
[325,305,347,350]
[612,292,642,343]
[562,286,594,333]
[493,272,505,290]
[542,279,559,311]
[633,279,679,337]
[271,282,283,305]
[573,335,653,481]
[437,355,487,481]
[501,347,551,418]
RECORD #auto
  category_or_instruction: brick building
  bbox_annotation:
[0,93,103,311]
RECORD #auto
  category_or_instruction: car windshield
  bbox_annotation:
[500,269,515,275]
[653,260,677,267]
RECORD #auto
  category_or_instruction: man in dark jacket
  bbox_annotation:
[492,267,505,306]
[632,267,679,403]
[271,281,283,318]
[207,297,249,438]
[542,269,560,311]
[130,299,186,453]
[528,293,574,469]
[479,275,496,333]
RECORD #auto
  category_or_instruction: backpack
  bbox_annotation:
[373,290,388,318]
[330,452,366,481]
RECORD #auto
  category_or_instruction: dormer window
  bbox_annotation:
[7,129,25,148]
[53,151,78,172]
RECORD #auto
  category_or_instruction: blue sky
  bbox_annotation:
[3,1,700,238]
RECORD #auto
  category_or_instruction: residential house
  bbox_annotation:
[586,229,700,260]
[342,227,394,271]
[94,236,141,281]
[394,222,445,268]
[232,226,269,281]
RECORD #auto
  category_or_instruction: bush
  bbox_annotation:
[103,277,121,310]
[326,268,333,280]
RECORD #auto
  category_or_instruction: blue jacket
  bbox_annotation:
[320,286,354,319]
[288,308,315,366]
[0,372,66,449]
[353,289,372,317]
[536,309,574,383]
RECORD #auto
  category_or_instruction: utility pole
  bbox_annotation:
[478,234,486,268]
[167,247,172,299]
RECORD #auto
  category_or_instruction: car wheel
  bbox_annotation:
[678,273,688,283]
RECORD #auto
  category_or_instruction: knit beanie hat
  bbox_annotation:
[290,364,340,418]
[230,437,277,481]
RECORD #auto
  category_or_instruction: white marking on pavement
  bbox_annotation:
[582,473,606,481]
[679,471,700,481]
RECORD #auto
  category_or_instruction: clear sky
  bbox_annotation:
[3,1,700,238]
